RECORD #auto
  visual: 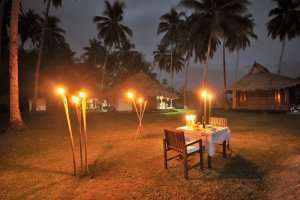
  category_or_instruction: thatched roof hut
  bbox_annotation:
[232,63,300,91]
[230,62,300,111]
[103,71,178,111]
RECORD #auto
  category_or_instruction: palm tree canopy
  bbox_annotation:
[157,8,185,47]
[153,44,184,73]
[225,14,257,51]
[20,9,42,46]
[180,0,251,60]
[267,0,300,41]
[83,38,106,65]
[43,0,62,8]
[93,1,133,49]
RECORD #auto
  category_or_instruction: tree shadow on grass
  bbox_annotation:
[16,177,72,199]
[219,155,262,180]
[1,163,71,176]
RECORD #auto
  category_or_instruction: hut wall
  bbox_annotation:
[233,89,289,111]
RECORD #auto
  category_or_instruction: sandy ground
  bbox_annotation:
[0,110,300,200]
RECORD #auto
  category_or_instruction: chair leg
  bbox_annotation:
[183,153,188,179]
[163,139,168,169]
[207,155,212,169]
[222,141,227,158]
[199,141,204,170]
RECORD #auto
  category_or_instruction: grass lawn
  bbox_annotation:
[1,110,300,200]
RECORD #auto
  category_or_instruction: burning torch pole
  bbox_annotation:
[79,91,89,175]
[56,88,77,176]
[72,96,83,172]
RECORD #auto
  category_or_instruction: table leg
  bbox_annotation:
[207,155,212,169]
[222,141,227,158]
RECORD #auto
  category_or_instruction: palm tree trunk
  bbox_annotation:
[100,47,111,92]
[222,40,228,109]
[278,38,286,75]
[0,0,5,69]
[222,40,227,92]
[235,49,240,81]
[170,45,174,92]
[183,54,190,109]
[202,35,212,88]
[9,0,24,129]
[33,0,51,111]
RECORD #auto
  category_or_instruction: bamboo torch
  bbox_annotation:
[79,91,89,175]
[56,87,77,176]
[72,96,83,172]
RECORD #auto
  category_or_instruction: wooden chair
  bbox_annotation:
[163,129,204,179]
[209,117,230,159]
[209,117,228,127]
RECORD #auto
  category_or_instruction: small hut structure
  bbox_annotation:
[104,72,178,111]
[230,62,300,111]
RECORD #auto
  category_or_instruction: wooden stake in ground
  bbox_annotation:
[79,91,89,175]
[72,96,83,172]
[126,91,148,138]
[56,88,77,176]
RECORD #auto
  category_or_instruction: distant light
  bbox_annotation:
[127,91,135,100]
[208,94,213,100]
[79,91,87,98]
[56,87,66,96]
[201,90,207,98]
[138,97,144,104]
[72,96,80,105]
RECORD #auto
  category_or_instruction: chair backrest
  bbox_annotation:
[164,129,186,152]
[209,117,228,127]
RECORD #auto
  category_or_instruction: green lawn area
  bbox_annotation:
[1,110,300,200]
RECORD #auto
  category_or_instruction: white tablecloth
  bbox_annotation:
[176,126,231,156]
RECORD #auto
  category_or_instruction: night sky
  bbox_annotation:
[24,0,300,92]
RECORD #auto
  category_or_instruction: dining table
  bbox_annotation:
[176,125,231,168]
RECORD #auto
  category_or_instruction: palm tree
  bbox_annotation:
[9,0,25,129]
[153,44,185,81]
[83,38,106,67]
[93,0,133,91]
[226,14,257,81]
[33,0,62,111]
[157,9,185,90]
[180,0,251,88]
[0,0,6,68]
[20,9,42,49]
[177,15,194,108]
[267,0,300,74]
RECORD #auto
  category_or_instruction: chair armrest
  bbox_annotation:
[186,139,202,147]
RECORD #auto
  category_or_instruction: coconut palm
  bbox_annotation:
[33,0,62,111]
[178,16,194,108]
[226,14,257,81]
[20,9,42,48]
[267,0,300,74]
[180,0,251,88]
[153,44,185,81]
[93,0,133,91]
[83,38,106,67]
[9,0,25,129]
[157,8,185,90]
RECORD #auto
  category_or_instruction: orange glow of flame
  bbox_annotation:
[138,97,144,104]
[79,91,87,98]
[201,90,207,98]
[127,91,135,100]
[71,96,80,105]
[56,87,66,96]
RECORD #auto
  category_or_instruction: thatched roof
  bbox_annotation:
[231,62,300,91]
[103,71,178,99]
